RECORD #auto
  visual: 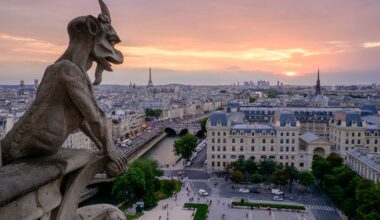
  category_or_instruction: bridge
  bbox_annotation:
[81,113,210,201]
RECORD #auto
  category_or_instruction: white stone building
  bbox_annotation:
[346,148,380,183]
[206,111,327,171]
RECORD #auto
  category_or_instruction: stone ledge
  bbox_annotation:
[0,149,98,206]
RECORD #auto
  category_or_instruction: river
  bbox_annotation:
[144,136,180,167]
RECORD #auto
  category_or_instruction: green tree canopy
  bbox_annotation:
[284,165,299,183]
[200,118,208,132]
[144,108,162,118]
[259,159,277,178]
[250,173,263,185]
[326,153,344,169]
[298,171,315,188]
[173,133,198,160]
[312,156,330,182]
[272,169,289,187]
[245,159,258,174]
[112,167,145,205]
[230,170,244,184]
[232,158,246,172]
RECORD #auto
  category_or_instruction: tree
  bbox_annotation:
[232,158,246,172]
[311,156,330,182]
[284,165,299,184]
[249,96,256,103]
[250,173,263,186]
[144,108,162,118]
[326,153,344,169]
[298,171,315,188]
[259,159,277,179]
[112,167,145,205]
[173,133,198,160]
[200,118,208,132]
[271,169,289,187]
[245,159,258,174]
[129,159,163,208]
[230,170,244,184]
[267,89,278,98]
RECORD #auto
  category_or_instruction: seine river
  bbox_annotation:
[144,136,180,167]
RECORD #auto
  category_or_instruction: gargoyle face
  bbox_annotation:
[91,0,124,85]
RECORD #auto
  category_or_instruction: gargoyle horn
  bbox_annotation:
[99,0,111,23]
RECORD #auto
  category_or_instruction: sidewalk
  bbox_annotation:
[137,181,193,220]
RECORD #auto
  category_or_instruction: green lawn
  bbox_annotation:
[231,201,305,210]
[184,203,209,220]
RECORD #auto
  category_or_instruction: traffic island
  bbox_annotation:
[231,200,306,212]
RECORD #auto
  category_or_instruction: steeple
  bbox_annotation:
[315,67,321,95]
[147,67,153,88]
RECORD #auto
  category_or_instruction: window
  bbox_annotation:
[286,139,289,144]
[212,161,215,167]
[217,155,220,158]
[212,132,215,136]
[357,140,360,144]
[280,139,284,144]
[263,139,266,144]
[351,139,354,144]
[375,147,378,152]
[240,146,244,151]
[251,139,255,143]
[375,139,378,144]
[232,138,235,143]
[223,155,226,158]
[271,146,274,151]
[211,155,215,158]
[292,147,295,152]
[240,139,244,143]
[292,139,295,144]
[292,132,295,137]
[223,139,226,143]
[211,138,215,143]
[212,146,215,151]
[345,140,349,144]
[300,162,304,167]
[239,155,245,159]
[217,161,220,166]
[367,139,370,144]
[271,139,274,144]
[231,155,236,159]
[223,146,226,151]
[223,162,226,166]
[217,146,220,151]
[217,139,220,143]
[291,162,294,166]
[286,147,289,152]
[262,146,266,151]
[286,132,289,136]
[251,146,255,151]
[280,156,283,159]
[280,147,283,152]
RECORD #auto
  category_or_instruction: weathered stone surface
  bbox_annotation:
[0,149,95,206]
[76,204,126,220]
[0,0,127,176]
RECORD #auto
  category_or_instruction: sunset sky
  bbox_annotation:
[1,0,380,85]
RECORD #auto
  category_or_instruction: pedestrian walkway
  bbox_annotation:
[306,204,336,212]
[188,179,209,183]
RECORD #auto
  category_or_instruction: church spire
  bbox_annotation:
[315,66,321,95]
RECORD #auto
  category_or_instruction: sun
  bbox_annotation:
[284,71,297,76]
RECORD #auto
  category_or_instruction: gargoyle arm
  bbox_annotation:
[60,66,113,154]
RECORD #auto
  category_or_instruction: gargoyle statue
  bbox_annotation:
[1,0,127,176]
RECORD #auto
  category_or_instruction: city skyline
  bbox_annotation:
[1,0,380,85]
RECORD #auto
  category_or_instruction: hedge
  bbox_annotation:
[231,201,305,211]
[184,203,208,220]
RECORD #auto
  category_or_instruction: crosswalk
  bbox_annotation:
[306,204,336,212]
[188,179,209,183]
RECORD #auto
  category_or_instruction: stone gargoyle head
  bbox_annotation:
[66,0,124,85]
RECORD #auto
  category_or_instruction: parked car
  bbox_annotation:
[249,188,260,193]
[272,196,284,201]
[186,161,192,167]
[239,188,249,193]
[271,189,284,195]
[198,189,208,196]
[204,160,208,164]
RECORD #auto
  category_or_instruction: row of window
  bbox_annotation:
[211,138,296,144]
[210,145,297,152]
[210,154,298,160]
[210,160,302,168]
